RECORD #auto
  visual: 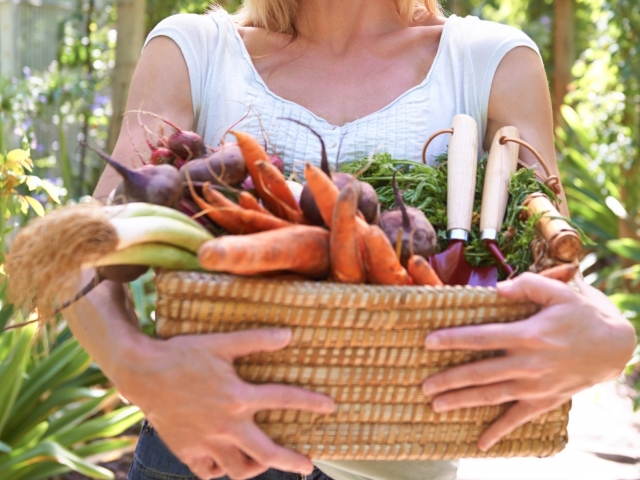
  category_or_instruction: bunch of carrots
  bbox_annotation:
[194,130,443,286]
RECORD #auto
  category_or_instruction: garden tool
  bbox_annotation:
[426,114,498,286]
[479,126,521,277]
[522,192,582,264]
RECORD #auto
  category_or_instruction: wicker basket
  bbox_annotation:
[154,270,571,461]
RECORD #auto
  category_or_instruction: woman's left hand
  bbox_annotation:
[421,272,636,452]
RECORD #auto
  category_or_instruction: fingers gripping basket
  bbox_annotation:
[154,271,571,460]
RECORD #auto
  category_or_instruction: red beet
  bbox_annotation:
[269,154,285,173]
[150,147,175,165]
[168,130,206,160]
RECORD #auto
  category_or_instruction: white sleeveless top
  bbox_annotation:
[144,11,540,480]
[145,9,540,168]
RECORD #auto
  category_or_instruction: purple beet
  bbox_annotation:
[379,172,437,266]
[332,173,379,224]
[83,141,183,208]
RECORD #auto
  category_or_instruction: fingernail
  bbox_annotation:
[497,280,514,293]
[322,400,336,413]
[425,335,439,349]
[274,329,291,342]
[422,383,435,396]
[478,440,495,452]
[432,399,447,412]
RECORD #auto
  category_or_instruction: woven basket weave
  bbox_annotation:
[155,270,571,460]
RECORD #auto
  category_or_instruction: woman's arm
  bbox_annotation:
[484,46,569,216]
[64,35,334,480]
[422,46,636,451]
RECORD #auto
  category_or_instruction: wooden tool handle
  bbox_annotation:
[480,127,520,236]
[522,193,582,263]
[447,114,479,233]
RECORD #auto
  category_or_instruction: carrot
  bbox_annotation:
[231,130,300,217]
[187,179,289,234]
[362,225,412,285]
[330,182,366,283]
[254,160,304,222]
[238,191,271,215]
[538,263,578,283]
[198,225,330,278]
[202,182,241,209]
[407,254,443,286]
[304,163,340,227]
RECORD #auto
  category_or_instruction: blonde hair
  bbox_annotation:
[229,0,443,35]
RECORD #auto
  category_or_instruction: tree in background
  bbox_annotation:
[107,0,147,152]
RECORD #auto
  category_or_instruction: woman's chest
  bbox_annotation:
[245,30,442,127]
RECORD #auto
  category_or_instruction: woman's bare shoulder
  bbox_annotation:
[237,25,294,58]
[414,14,447,27]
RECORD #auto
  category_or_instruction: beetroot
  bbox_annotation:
[168,130,206,160]
[332,173,379,224]
[180,143,247,187]
[83,141,183,208]
[150,147,175,166]
[379,172,437,266]
[269,154,285,173]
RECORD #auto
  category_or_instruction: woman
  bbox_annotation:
[64,1,636,479]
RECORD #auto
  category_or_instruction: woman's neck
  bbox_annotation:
[294,0,406,53]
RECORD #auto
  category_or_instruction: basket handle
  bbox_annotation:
[421,129,453,164]
[499,136,563,203]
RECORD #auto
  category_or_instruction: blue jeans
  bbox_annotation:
[127,422,332,480]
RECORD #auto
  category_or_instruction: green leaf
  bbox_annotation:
[0,441,113,480]
[0,441,11,454]
[23,196,44,217]
[11,421,48,450]
[0,303,14,331]
[48,406,143,446]
[5,340,89,434]
[609,293,640,314]
[6,150,32,173]
[9,387,102,444]
[607,239,640,262]
[44,389,116,440]
[24,175,40,191]
[0,324,37,437]
[38,179,61,204]
[73,437,136,459]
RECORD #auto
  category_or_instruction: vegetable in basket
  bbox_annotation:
[6,203,211,319]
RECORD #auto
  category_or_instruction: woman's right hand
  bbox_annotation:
[111,328,335,480]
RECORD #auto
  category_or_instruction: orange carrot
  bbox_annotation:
[231,130,299,217]
[238,191,271,215]
[362,225,412,285]
[330,182,366,283]
[304,163,340,228]
[538,263,578,283]
[254,160,304,222]
[198,225,330,278]
[407,254,443,286]
[187,180,289,234]
[304,163,369,233]
[202,182,241,209]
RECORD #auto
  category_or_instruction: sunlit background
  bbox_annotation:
[0,0,639,478]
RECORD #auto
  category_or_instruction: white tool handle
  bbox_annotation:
[480,127,520,239]
[447,114,479,235]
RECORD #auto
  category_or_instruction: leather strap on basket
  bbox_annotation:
[500,136,563,207]
[421,128,453,164]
